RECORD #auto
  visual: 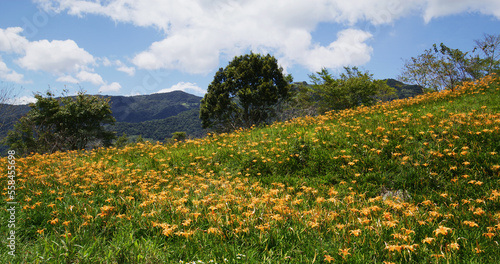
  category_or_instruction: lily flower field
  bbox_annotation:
[2,74,500,263]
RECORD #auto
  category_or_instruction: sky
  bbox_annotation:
[0,0,499,104]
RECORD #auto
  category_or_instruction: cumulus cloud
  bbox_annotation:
[423,0,500,22]
[101,57,136,76]
[57,70,120,93]
[0,56,26,83]
[33,0,500,74]
[285,29,373,72]
[132,32,222,74]
[56,75,79,84]
[2,27,96,75]
[36,0,420,29]
[35,0,415,73]
[76,70,104,85]
[0,26,123,92]
[101,57,112,67]
[16,39,95,74]
[127,1,380,74]
[0,27,29,54]
[99,82,122,93]
[117,65,135,76]
[8,96,37,105]
[155,82,205,96]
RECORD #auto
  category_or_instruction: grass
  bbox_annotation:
[1,74,500,263]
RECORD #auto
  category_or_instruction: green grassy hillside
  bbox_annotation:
[1,74,499,263]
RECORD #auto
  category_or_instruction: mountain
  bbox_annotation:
[112,108,205,141]
[385,78,424,99]
[0,90,205,154]
[0,104,30,139]
[107,91,202,123]
[109,91,205,141]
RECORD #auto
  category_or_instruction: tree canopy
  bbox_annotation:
[3,91,115,155]
[474,33,500,75]
[200,53,291,132]
[305,67,396,114]
[0,83,19,132]
[399,34,500,92]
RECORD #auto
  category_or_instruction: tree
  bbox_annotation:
[2,90,115,155]
[114,133,130,148]
[307,67,396,113]
[164,131,187,144]
[171,131,187,142]
[399,48,446,92]
[134,135,144,143]
[0,83,19,131]
[273,81,319,122]
[474,33,500,75]
[432,43,486,91]
[399,42,489,92]
[200,53,291,132]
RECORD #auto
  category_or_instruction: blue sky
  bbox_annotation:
[1,0,499,104]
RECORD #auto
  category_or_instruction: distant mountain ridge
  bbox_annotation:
[1,90,202,123]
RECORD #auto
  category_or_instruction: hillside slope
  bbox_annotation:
[1,75,499,263]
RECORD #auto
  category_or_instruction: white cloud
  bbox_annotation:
[284,29,373,72]
[36,0,414,74]
[16,39,95,74]
[76,70,104,85]
[423,0,500,22]
[101,57,136,76]
[0,27,29,54]
[132,32,222,74]
[0,27,113,90]
[125,91,142,97]
[8,96,37,105]
[155,82,205,96]
[101,57,112,67]
[56,75,79,84]
[68,68,121,93]
[1,26,126,92]
[99,82,122,93]
[34,0,500,74]
[117,65,135,76]
[0,56,26,83]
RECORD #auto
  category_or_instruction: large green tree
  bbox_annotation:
[200,53,291,132]
[3,91,115,155]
